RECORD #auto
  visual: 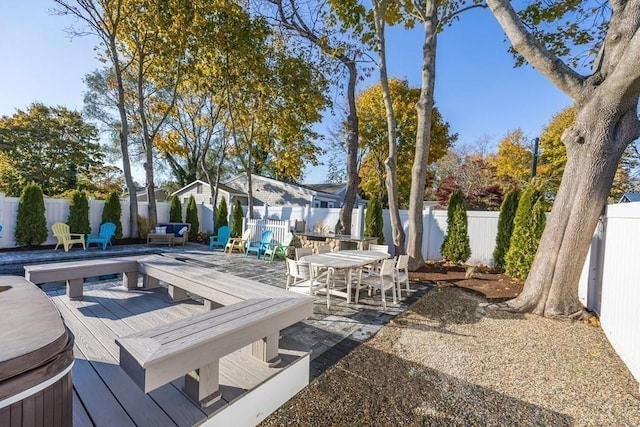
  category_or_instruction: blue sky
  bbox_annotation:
[0,1,572,184]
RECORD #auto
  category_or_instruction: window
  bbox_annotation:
[196,184,203,194]
[320,201,328,208]
[328,202,334,208]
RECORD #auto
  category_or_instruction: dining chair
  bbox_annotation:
[358,258,397,311]
[285,258,334,308]
[395,254,410,299]
[295,247,313,260]
[368,244,389,254]
[316,244,331,254]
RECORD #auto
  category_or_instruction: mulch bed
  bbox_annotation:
[409,261,524,301]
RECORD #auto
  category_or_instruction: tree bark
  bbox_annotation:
[487,0,640,317]
[407,2,438,270]
[373,0,406,255]
[339,60,360,234]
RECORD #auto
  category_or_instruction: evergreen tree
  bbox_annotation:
[169,195,182,222]
[493,189,521,270]
[505,184,547,279]
[440,189,471,263]
[364,194,384,244]
[215,197,229,234]
[101,191,123,239]
[68,190,91,235]
[231,199,243,237]
[185,195,199,241]
[15,183,48,246]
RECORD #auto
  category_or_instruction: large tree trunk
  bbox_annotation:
[338,60,360,234]
[486,0,640,317]
[373,0,406,255]
[502,99,639,318]
[407,3,438,270]
[111,37,139,238]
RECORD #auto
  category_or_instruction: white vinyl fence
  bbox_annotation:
[578,202,640,384]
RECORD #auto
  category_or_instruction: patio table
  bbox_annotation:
[300,250,389,305]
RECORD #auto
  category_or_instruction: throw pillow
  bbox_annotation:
[178,226,188,236]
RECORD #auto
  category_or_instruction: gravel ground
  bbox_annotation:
[261,286,640,426]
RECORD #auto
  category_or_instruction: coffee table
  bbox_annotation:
[147,233,174,246]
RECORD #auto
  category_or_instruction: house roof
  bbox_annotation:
[619,192,640,203]
[303,183,346,195]
[225,174,338,200]
[170,179,247,197]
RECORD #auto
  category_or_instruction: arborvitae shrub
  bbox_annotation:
[231,199,243,237]
[493,189,521,270]
[137,214,150,238]
[215,197,228,234]
[102,191,123,239]
[440,189,471,263]
[169,195,182,222]
[15,183,48,247]
[186,195,199,241]
[505,184,547,279]
[364,194,384,244]
[68,190,91,235]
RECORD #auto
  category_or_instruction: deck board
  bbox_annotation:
[46,280,307,426]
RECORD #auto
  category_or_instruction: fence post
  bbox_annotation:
[422,207,432,260]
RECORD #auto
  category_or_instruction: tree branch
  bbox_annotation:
[486,0,585,99]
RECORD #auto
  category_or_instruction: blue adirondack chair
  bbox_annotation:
[245,230,274,259]
[86,222,116,250]
[209,225,230,249]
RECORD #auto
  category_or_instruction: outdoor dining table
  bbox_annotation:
[300,250,390,305]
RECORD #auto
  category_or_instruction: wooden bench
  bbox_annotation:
[24,257,140,299]
[116,297,313,407]
[137,254,288,308]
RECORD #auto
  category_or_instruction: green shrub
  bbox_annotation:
[505,184,547,279]
[215,197,229,234]
[137,214,150,238]
[231,199,243,237]
[493,189,521,270]
[15,183,48,247]
[364,194,384,244]
[169,195,182,222]
[68,190,91,235]
[440,189,471,263]
[185,195,199,241]
[101,191,123,239]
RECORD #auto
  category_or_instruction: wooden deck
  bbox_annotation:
[46,281,308,426]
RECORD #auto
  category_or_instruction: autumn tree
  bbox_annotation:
[356,80,457,208]
[265,0,364,234]
[0,104,104,197]
[486,0,640,317]
[488,129,533,187]
[54,0,140,237]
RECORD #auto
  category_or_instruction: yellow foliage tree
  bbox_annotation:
[357,79,457,207]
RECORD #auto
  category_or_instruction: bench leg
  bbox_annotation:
[168,285,189,302]
[67,278,83,299]
[142,275,160,290]
[122,271,139,290]
[203,299,223,311]
[184,360,221,407]
[252,332,280,366]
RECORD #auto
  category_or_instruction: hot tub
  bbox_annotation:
[0,275,74,426]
